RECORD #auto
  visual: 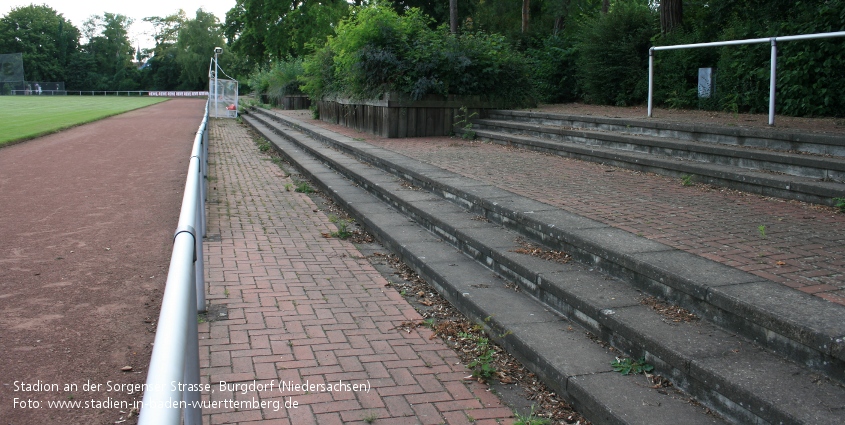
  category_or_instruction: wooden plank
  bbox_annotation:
[397,107,407,138]
[406,107,416,138]
[387,106,398,138]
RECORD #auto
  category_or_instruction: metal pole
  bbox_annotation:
[769,38,777,126]
[648,48,654,118]
[214,53,219,118]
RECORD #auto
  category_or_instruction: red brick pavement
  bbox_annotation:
[276,110,845,307]
[200,119,514,424]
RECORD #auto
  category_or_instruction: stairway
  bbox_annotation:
[242,107,845,425]
[470,110,845,206]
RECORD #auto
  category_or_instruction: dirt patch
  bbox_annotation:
[0,99,205,424]
[641,296,700,324]
[512,237,572,264]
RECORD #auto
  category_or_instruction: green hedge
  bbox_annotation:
[300,4,536,107]
[248,58,305,104]
[574,3,657,106]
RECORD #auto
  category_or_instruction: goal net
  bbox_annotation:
[209,78,239,118]
[0,53,24,95]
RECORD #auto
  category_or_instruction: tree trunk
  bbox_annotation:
[522,0,530,33]
[660,0,683,33]
[450,0,458,34]
[602,0,609,14]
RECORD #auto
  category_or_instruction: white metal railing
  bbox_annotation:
[647,31,845,126]
[137,101,209,425]
[7,90,210,96]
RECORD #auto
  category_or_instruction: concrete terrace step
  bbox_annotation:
[474,111,845,207]
[245,108,845,424]
[241,112,726,425]
[472,118,845,182]
[487,110,845,157]
[469,126,843,207]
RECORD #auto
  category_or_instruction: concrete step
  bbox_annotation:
[241,113,727,425]
[468,126,843,207]
[487,110,845,157]
[472,118,845,182]
[244,108,845,424]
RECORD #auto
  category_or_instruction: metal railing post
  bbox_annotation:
[769,38,778,126]
[648,48,655,118]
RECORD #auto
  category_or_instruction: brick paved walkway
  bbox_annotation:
[199,119,513,425]
[277,110,845,307]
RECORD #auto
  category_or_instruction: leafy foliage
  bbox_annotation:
[175,10,226,90]
[524,35,579,103]
[224,0,349,65]
[575,2,657,106]
[0,5,80,82]
[301,4,535,106]
[651,0,845,117]
[611,357,654,375]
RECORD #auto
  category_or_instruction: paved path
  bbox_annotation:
[277,110,845,307]
[200,120,513,425]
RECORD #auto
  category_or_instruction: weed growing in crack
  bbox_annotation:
[681,174,694,186]
[362,412,378,424]
[758,224,767,238]
[834,197,845,213]
[328,215,353,239]
[611,357,654,375]
[257,139,272,153]
[294,182,314,193]
[513,405,550,425]
[459,331,497,381]
[455,106,478,140]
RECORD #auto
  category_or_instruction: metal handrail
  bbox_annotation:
[647,31,845,125]
[6,90,210,97]
[137,101,209,425]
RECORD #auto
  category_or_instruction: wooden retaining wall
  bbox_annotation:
[281,95,311,110]
[260,94,311,110]
[317,94,503,138]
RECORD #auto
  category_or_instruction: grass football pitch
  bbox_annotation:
[0,96,168,147]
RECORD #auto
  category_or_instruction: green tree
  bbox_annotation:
[143,11,188,90]
[225,0,349,64]
[575,1,657,105]
[81,13,136,89]
[176,9,226,90]
[0,5,80,82]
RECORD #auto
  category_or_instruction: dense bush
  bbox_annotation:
[651,28,720,110]
[248,58,306,104]
[649,0,845,117]
[715,1,845,116]
[300,4,536,107]
[574,2,657,106]
[524,35,579,104]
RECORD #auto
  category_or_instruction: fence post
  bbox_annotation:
[648,47,655,118]
[768,38,778,126]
